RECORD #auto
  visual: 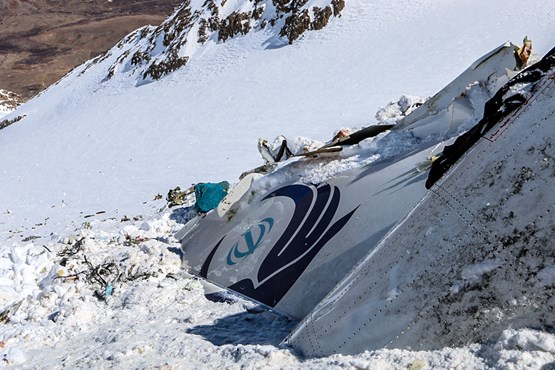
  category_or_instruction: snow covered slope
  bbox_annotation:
[93,0,346,84]
[1,0,554,243]
[1,0,555,368]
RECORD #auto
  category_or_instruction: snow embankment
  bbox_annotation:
[1,205,554,369]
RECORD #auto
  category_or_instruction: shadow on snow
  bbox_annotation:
[187,310,297,347]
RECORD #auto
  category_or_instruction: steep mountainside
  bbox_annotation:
[0,0,182,99]
[84,0,345,84]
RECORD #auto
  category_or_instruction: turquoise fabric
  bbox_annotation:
[194,181,230,213]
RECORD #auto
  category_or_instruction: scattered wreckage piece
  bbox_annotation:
[320,124,394,149]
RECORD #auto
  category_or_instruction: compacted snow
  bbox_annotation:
[1,0,555,368]
[2,205,555,369]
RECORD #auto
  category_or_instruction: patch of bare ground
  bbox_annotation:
[0,0,182,100]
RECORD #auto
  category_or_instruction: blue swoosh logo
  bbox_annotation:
[199,184,358,308]
[226,218,274,265]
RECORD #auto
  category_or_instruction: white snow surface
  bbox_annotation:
[1,0,555,368]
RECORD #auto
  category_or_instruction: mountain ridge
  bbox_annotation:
[81,0,346,84]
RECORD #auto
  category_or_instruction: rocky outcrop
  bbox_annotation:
[95,0,346,83]
[0,90,21,113]
[0,89,23,128]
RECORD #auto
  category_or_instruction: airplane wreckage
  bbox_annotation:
[176,40,555,356]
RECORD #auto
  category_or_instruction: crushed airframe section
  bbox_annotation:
[178,146,437,319]
[427,45,555,188]
[177,42,524,320]
[394,41,521,137]
[285,47,555,356]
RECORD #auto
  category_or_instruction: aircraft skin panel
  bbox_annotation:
[180,144,436,319]
[286,71,555,356]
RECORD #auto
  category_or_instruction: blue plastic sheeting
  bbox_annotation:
[194,182,230,213]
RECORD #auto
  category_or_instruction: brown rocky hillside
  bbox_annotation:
[0,0,183,100]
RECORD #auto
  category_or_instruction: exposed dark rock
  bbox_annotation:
[0,115,26,131]
[219,11,253,42]
[96,0,346,82]
[312,6,333,31]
